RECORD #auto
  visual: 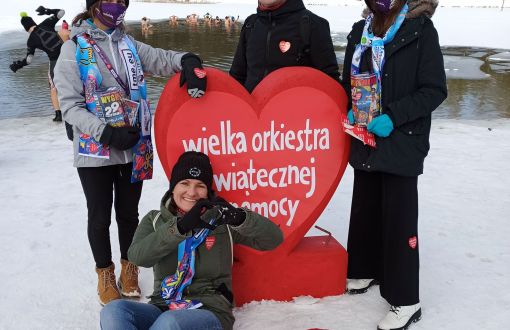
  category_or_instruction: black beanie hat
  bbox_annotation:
[169,151,213,193]
[87,0,130,10]
[20,14,37,32]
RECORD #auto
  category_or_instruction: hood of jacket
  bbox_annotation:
[159,190,178,219]
[70,19,126,42]
[362,0,439,19]
[256,0,306,18]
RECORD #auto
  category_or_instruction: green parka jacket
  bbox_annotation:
[128,191,284,330]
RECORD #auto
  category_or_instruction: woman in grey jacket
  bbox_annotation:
[54,0,207,306]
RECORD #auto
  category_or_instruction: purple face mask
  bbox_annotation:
[95,2,127,28]
[374,0,392,14]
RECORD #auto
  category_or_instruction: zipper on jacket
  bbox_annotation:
[263,12,274,77]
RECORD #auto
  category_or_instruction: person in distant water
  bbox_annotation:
[169,15,178,26]
[341,1,447,329]
[141,16,153,32]
[224,16,232,27]
[54,0,208,307]
[9,6,66,122]
[229,0,340,93]
[100,151,283,330]
[186,13,198,25]
[203,12,212,24]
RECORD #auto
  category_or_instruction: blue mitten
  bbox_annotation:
[367,114,394,137]
[347,109,355,125]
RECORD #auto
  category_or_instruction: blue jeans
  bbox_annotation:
[100,300,223,330]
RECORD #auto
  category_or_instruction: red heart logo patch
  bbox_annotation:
[205,236,216,250]
[409,236,417,249]
[155,67,349,304]
[279,40,291,53]
[194,68,207,79]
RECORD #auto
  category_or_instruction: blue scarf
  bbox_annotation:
[351,4,408,108]
[161,211,221,310]
[75,28,153,182]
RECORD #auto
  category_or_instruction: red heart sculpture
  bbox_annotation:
[155,67,350,304]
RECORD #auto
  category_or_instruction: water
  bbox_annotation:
[1,20,509,120]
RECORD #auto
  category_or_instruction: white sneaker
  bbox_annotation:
[377,303,422,330]
[346,278,378,294]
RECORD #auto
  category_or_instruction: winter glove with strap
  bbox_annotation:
[10,59,28,73]
[35,6,60,16]
[211,197,246,227]
[179,53,207,99]
[177,199,216,234]
[99,125,140,150]
[367,114,394,137]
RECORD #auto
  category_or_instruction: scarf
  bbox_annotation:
[75,30,153,182]
[160,210,221,310]
[351,3,408,112]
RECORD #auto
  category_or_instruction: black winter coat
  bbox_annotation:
[342,16,447,177]
[26,15,63,61]
[230,0,340,92]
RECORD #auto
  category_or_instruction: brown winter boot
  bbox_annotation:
[118,259,141,297]
[95,263,121,306]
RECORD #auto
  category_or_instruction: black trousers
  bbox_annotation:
[78,163,143,269]
[347,170,420,306]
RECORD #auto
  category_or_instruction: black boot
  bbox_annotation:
[53,110,62,122]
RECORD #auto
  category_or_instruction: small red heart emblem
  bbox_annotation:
[205,236,216,250]
[409,236,417,249]
[194,68,207,79]
[279,41,291,53]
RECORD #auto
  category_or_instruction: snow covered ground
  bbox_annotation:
[1,0,510,329]
[1,117,509,329]
[2,0,510,49]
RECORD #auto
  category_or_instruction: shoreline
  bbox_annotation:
[2,2,510,49]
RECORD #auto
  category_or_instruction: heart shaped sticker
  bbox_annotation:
[279,40,291,53]
[194,68,207,79]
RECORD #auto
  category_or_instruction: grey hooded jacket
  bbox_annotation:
[54,20,186,167]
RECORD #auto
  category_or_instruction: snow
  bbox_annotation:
[1,118,510,329]
[1,0,510,329]
[1,0,510,49]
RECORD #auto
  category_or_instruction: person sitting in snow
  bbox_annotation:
[9,6,67,122]
[229,0,340,93]
[54,0,208,307]
[100,151,283,330]
[342,1,447,330]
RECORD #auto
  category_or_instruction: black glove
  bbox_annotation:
[179,53,207,99]
[36,6,59,16]
[35,6,47,15]
[10,60,26,73]
[177,199,217,234]
[99,125,140,150]
[212,197,246,227]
